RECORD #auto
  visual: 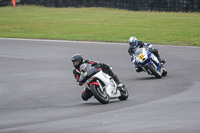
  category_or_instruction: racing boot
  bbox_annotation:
[112,75,127,94]
[157,56,166,64]
[135,65,143,72]
[151,48,166,64]
[112,75,123,89]
[103,63,124,89]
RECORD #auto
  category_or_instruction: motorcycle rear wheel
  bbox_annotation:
[162,66,167,76]
[118,85,129,101]
[90,85,109,104]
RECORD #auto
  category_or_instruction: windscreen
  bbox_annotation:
[134,48,148,57]
[80,63,92,72]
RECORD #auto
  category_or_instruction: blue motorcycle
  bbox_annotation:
[131,47,167,79]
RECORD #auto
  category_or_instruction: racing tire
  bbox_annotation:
[90,85,109,104]
[147,63,162,79]
[118,85,129,101]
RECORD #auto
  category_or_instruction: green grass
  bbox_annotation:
[0,6,200,46]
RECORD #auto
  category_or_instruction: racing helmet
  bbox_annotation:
[71,54,83,69]
[128,37,138,48]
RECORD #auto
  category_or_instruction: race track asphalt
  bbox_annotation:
[0,38,200,133]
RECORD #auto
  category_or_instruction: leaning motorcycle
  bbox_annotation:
[131,47,167,79]
[79,63,128,104]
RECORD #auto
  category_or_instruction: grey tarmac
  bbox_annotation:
[0,38,200,133]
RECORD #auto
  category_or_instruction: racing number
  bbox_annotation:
[139,53,145,60]
[83,72,87,77]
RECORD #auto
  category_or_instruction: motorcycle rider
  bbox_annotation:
[71,54,123,101]
[128,36,166,72]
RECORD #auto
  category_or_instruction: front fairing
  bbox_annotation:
[79,63,99,84]
[135,48,162,73]
[91,71,121,98]
[135,48,151,65]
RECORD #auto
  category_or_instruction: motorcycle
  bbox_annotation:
[131,47,167,79]
[79,63,128,104]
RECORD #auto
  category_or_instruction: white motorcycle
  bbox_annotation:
[79,63,128,104]
[131,47,167,79]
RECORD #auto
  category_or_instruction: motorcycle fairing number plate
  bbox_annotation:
[139,53,145,60]
[83,72,87,77]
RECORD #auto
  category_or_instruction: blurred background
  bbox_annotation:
[0,0,200,12]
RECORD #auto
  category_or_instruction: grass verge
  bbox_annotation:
[0,6,200,46]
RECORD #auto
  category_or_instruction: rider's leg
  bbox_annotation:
[81,87,93,101]
[135,64,143,72]
[150,48,166,64]
[101,63,122,85]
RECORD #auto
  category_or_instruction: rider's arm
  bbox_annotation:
[127,47,135,64]
[131,54,136,63]
[128,47,134,55]
[128,47,136,63]
[90,61,99,66]
[73,69,82,86]
[84,60,99,67]
[143,43,153,50]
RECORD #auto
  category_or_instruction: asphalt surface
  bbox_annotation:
[0,38,200,133]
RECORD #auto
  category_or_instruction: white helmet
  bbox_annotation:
[128,37,138,48]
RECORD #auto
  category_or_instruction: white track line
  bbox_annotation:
[0,37,199,48]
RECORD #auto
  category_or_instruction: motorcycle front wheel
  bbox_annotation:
[147,63,162,79]
[90,84,109,104]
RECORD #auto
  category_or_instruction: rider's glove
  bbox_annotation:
[77,82,83,86]
[131,55,136,63]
